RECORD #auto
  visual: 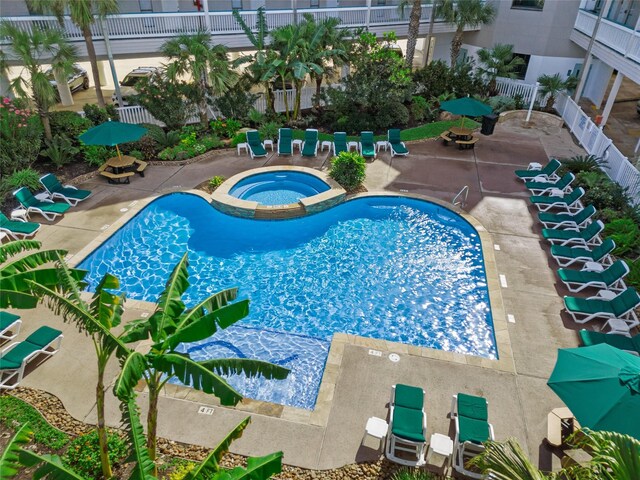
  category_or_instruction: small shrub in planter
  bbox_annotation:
[330,151,366,191]
[64,429,128,479]
[560,154,605,174]
[41,134,79,169]
[209,175,225,191]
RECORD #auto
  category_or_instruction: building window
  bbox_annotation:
[512,53,531,80]
[232,0,242,10]
[138,0,152,12]
[511,0,544,10]
[310,0,320,7]
[377,0,387,5]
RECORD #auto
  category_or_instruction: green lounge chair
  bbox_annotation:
[550,238,615,267]
[538,205,596,230]
[388,129,408,157]
[13,187,70,221]
[0,213,40,240]
[579,329,640,356]
[530,187,585,213]
[558,259,629,293]
[385,384,427,467]
[541,220,604,247]
[40,173,92,206]
[526,172,575,196]
[0,312,21,343]
[515,158,561,182]
[451,393,494,479]
[332,132,348,156]
[359,131,376,159]
[301,129,319,157]
[246,130,267,159]
[0,326,63,390]
[277,128,292,156]
[564,287,640,325]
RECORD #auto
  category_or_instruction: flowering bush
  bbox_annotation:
[210,118,241,139]
[158,134,222,161]
[0,96,43,173]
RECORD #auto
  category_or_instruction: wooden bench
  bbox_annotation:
[134,159,148,177]
[456,137,479,150]
[440,132,453,146]
[99,170,135,184]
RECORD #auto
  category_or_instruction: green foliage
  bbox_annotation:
[330,151,366,191]
[390,468,437,480]
[5,168,41,192]
[560,154,605,174]
[412,60,484,101]
[487,95,516,113]
[624,258,640,290]
[209,176,225,191]
[259,121,282,141]
[49,111,92,142]
[168,462,195,480]
[248,108,266,127]
[82,103,119,126]
[0,97,43,174]
[513,93,525,110]
[81,144,113,166]
[575,172,631,214]
[477,44,525,95]
[128,150,144,161]
[210,118,242,139]
[410,95,429,122]
[132,72,195,130]
[231,132,247,147]
[155,129,182,149]
[537,73,573,111]
[0,396,69,450]
[42,134,80,169]
[64,429,128,479]
[158,134,222,161]
[213,78,261,122]
[127,136,160,161]
[604,218,640,257]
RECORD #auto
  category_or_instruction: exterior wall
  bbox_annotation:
[583,58,614,107]
[1,0,33,15]
[524,55,583,83]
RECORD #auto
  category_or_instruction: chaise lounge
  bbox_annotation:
[515,158,561,182]
[385,384,427,467]
[0,213,40,240]
[557,259,629,293]
[359,131,376,159]
[579,329,640,355]
[564,287,640,325]
[301,129,319,157]
[246,130,268,159]
[526,172,575,196]
[388,129,409,157]
[530,187,585,213]
[278,128,293,156]
[538,205,596,230]
[332,132,348,156]
[39,173,92,206]
[541,220,604,247]
[13,187,71,221]
[550,238,615,267]
[0,312,22,343]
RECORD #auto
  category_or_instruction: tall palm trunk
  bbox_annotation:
[293,80,303,120]
[198,75,209,128]
[424,1,436,66]
[38,105,52,140]
[281,76,290,122]
[264,83,275,116]
[82,26,105,108]
[314,75,322,110]
[450,29,464,67]
[147,377,160,477]
[96,359,113,479]
[404,0,423,69]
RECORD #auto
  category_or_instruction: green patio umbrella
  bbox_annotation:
[79,120,147,161]
[440,97,493,127]
[547,344,640,439]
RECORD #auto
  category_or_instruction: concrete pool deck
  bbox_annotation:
[7,119,589,473]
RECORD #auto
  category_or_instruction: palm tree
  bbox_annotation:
[469,438,557,479]
[113,254,289,476]
[162,33,238,128]
[0,23,76,140]
[399,0,424,69]
[29,0,119,108]
[477,43,525,96]
[538,73,571,111]
[573,430,640,480]
[437,0,496,68]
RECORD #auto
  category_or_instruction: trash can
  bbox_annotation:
[481,114,499,136]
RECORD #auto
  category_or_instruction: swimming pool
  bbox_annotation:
[228,171,331,205]
[78,193,496,409]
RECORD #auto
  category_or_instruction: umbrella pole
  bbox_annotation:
[116,144,122,161]
[460,115,465,128]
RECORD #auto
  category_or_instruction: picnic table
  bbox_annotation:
[98,155,147,184]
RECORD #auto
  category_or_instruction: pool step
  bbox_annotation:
[254,203,307,219]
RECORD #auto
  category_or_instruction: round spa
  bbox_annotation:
[229,171,331,206]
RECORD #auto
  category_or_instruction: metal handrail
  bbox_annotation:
[452,185,469,209]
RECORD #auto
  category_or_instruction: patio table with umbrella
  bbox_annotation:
[440,97,493,140]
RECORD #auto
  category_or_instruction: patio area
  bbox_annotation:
[6,118,591,474]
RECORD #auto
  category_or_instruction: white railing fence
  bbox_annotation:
[574,9,640,63]
[495,77,550,106]
[555,93,640,205]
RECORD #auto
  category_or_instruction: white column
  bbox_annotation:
[0,70,13,99]
[53,69,74,106]
[599,72,623,127]
[202,0,211,31]
[526,82,540,122]
[366,0,371,29]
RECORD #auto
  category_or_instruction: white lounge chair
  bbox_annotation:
[0,312,22,343]
[564,288,640,325]
[538,205,596,230]
[558,259,629,293]
[385,384,427,467]
[13,187,70,221]
[40,173,92,206]
[246,130,268,159]
[526,172,574,196]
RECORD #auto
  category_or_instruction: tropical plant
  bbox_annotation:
[162,33,238,128]
[390,467,437,480]
[561,154,606,174]
[5,168,42,192]
[82,103,119,125]
[64,429,128,479]
[477,44,525,96]
[112,254,289,475]
[487,95,516,113]
[208,176,225,191]
[30,0,119,108]
[437,0,496,67]
[574,430,640,480]
[538,73,573,111]
[412,59,484,100]
[42,134,80,169]
[49,110,92,141]
[470,438,556,479]
[147,128,181,149]
[132,72,196,130]
[399,0,424,68]
[330,151,366,191]
[0,97,43,174]
[0,22,76,140]
[214,75,260,122]
[604,218,640,256]
[259,121,282,142]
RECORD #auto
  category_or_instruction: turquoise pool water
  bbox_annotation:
[78,193,495,409]
[229,171,330,205]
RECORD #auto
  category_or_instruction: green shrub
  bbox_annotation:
[0,97,43,174]
[330,151,366,191]
[64,429,128,479]
[410,95,429,122]
[168,460,196,480]
[49,111,92,141]
[42,134,79,170]
[604,218,640,256]
[128,150,144,160]
[82,144,113,166]
[210,118,242,139]
[561,154,605,174]
[259,121,282,142]
[248,108,265,126]
[209,175,225,190]
[487,95,516,113]
[83,103,119,125]
[390,467,437,480]
[624,257,640,290]
[147,128,181,149]
[582,178,630,213]
[231,132,246,147]
[200,134,223,150]
[132,73,195,130]
[0,395,69,450]
[213,76,260,122]
[6,168,41,192]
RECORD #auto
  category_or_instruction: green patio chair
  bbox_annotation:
[359,131,376,159]
[526,172,575,196]
[332,132,348,156]
[0,325,63,390]
[451,393,494,479]
[558,259,629,293]
[541,220,604,247]
[388,129,408,157]
[278,128,292,156]
[301,129,319,157]
[550,238,615,267]
[515,158,561,182]
[579,329,640,356]
[0,312,21,343]
[246,130,267,159]
[564,287,640,325]
[13,187,71,221]
[538,205,596,230]
[0,213,40,240]
[385,384,427,467]
[40,174,92,206]
[530,187,585,212]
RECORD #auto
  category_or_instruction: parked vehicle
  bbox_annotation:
[45,64,89,94]
[111,67,158,107]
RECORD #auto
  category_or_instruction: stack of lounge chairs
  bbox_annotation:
[516,159,640,345]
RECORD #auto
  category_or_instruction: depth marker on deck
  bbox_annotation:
[507,314,516,324]
[100,224,110,231]
[198,406,214,415]
[368,349,382,357]
[494,244,500,251]
[499,274,508,288]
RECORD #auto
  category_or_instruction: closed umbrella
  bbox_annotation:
[547,344,640,439]
[79,120,147,161]
[440,97,493,127]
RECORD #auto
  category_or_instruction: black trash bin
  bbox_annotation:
[481,114,499,136]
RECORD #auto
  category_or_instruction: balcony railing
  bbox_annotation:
[1,5,442,43]
[574,9,640,63]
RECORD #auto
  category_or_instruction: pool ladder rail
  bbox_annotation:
[452,185,469,210]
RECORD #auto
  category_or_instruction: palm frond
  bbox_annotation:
[469,438,551,480]
[179,287,238,328]
[90,273,125,331]
[20,451,87,479]
[199,358,289,381]
[0,239,41,263]
[113,352,149,401]
[0,423,33,478]
[0,289,39,309]
[151,253,190,341]
[120,397,156,480]
[212,453,283,480]
[574,429,640,480]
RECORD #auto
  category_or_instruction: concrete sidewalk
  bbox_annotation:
[9,120,588,472]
